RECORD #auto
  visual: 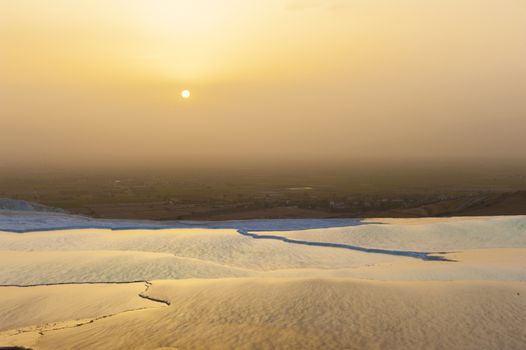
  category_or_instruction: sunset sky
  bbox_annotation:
[2,0,526,166]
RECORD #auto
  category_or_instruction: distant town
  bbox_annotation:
[2,164,525,220]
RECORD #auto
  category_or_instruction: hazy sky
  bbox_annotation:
[1,0,526,167]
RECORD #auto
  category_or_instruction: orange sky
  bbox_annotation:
[1,0,526,167]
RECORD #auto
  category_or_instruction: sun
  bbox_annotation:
[181,89,191,99]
